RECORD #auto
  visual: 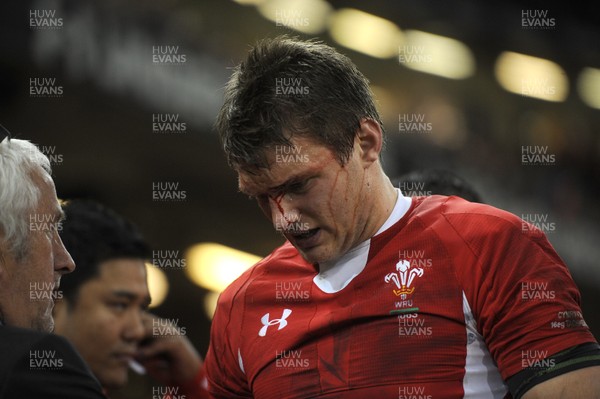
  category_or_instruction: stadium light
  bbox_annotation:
[329,8,403,59]
[577,67,600,110]
[257,0,333,34]
[185,242,262,293]
[494,51,568,102]
[145,262,169,308]
[399,30,475,79]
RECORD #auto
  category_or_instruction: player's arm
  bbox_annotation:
[506,342,600,398]
[205,290,253,399]
[522,366,600,399]
[439,200,600,398]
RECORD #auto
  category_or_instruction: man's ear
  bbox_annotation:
[356,118,383,166]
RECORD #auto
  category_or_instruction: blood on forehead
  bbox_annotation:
[238,162,331,197]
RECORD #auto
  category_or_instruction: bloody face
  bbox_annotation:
[238,135,373,265]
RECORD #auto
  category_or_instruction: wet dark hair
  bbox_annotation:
[59,200,150,304]
[216,35,383,170]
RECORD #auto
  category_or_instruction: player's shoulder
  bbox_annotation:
[411,195,524,234]
[216,242,306,311]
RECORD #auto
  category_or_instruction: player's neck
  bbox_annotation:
[361,171,398,241]
[334,169,397,262]
[318,173,397,273]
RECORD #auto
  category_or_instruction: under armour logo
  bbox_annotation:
[258,309,292,337]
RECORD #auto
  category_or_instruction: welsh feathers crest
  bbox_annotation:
[385,259,424,299]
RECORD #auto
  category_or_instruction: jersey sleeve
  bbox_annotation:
[205,288,253,398]
[179,364,209,399]
[506,342,600,398]
[437,198,597,382]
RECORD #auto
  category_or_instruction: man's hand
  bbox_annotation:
[134,313,202,387]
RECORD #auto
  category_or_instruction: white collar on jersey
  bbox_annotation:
[313,188,413,294]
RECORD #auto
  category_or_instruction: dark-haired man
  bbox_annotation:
[205,36,600,399]
[392,169,483,203]
[54,200,207,398]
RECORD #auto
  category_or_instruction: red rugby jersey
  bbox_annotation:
[205,195,596,399]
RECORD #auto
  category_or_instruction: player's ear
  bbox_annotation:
[356,118,383,166]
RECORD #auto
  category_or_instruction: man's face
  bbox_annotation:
[55,259,150,390]
[0,169,75,332]
[238,135,371,264]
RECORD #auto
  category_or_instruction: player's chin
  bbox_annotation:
[299,252,330,265]
[294,238,339,264]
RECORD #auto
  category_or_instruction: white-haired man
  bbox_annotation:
[0,126,105,398]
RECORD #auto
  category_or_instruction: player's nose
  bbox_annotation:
[269,195,298,230]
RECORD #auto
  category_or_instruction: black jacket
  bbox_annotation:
[0,324,105,398]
